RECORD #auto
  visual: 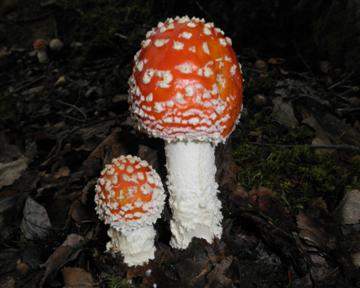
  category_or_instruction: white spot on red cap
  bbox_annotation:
[179,32,192,39]
[230,64,237,76]
[226,37,232,45]
[156,70,173,88]
[154,39,169,47]
[185,86,195,97]
[175,62,195,74]
[173,41,184,50]
[154,102,165,113]
[204,66,213,78]
[145,93,153,102]
[203,27,212,35]
[219,38,227,47]
[143,69,155,84]
[202,42,210,54]
[189,46,196,53]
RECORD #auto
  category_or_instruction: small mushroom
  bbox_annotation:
[128,16,244,249]
[94,155,165,266]
[49,38,64,52]
[33,39,48,64]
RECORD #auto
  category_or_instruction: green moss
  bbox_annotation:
[105,274,132,288]
[233,140,358,211]
[232,102,358,212]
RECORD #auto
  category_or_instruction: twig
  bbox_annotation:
[327,72,354,90]
[249,142,360,152]
[114,33,128,40]
[336,107,360,115]
[13,76,45,93]
[61,114,86,122]
[56,100,87,119]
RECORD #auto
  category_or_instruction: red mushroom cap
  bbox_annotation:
[94,155,165,232]
[129,16,243,143]
[33,39,48,50]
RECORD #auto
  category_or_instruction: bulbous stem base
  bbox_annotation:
[165,141,222,249]
[106,226,156,266]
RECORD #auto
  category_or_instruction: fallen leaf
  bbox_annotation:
[112,94,127,103]
[82,128,126,178]
[55,75,66,87]
[40,234,84,287]
[352,252,360,268]
[296,212,328,249]
[20,197,51,240]
[268,57,285,65]
[337,189,360,225]
[206,256,233,287]
[216,142,239,191]
[272,97,298,128]
[62,267,94,288]
[69,200,92,225]
[248,187,293,225]
[254,94,267,107]
[254,59,268,72]
[0,276,15,288]
[54,166,70,179]
[0,156,28,189]
[16,259,29,274]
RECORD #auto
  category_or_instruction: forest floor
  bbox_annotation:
[1,1,360,288]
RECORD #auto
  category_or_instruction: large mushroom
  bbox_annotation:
[94,155,165,266]
[128,16,243,249]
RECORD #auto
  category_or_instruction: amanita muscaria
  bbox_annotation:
[94,155,165,266]
[129,16,243,249]
[33,39,48,64]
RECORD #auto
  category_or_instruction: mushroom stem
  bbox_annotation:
[106,226,156,266]
[165,141,222,249]
[36,50,48,64]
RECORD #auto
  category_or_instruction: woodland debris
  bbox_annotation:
[20,197,51,239]
[272,97,298,128]
[0,156,28,189]
[337,189,360,225]
[40,234,84,287]
[62,267,94,288]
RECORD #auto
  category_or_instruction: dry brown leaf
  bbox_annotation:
[54,166,70,179]
[16,259,29,275]
[268,57,285,65]
[296,212,328,248]
[0,156,28,189]
[216,142,239,191]
[0,276,15,288]
[69,200,92,225]
[40,234,84,287]
[82,128,126,178]
[62,267,94,288]
[206,256,233,287]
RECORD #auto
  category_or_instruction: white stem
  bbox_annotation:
[36,50,48,64]
[165,141,222,249]
[106,226,156,266]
